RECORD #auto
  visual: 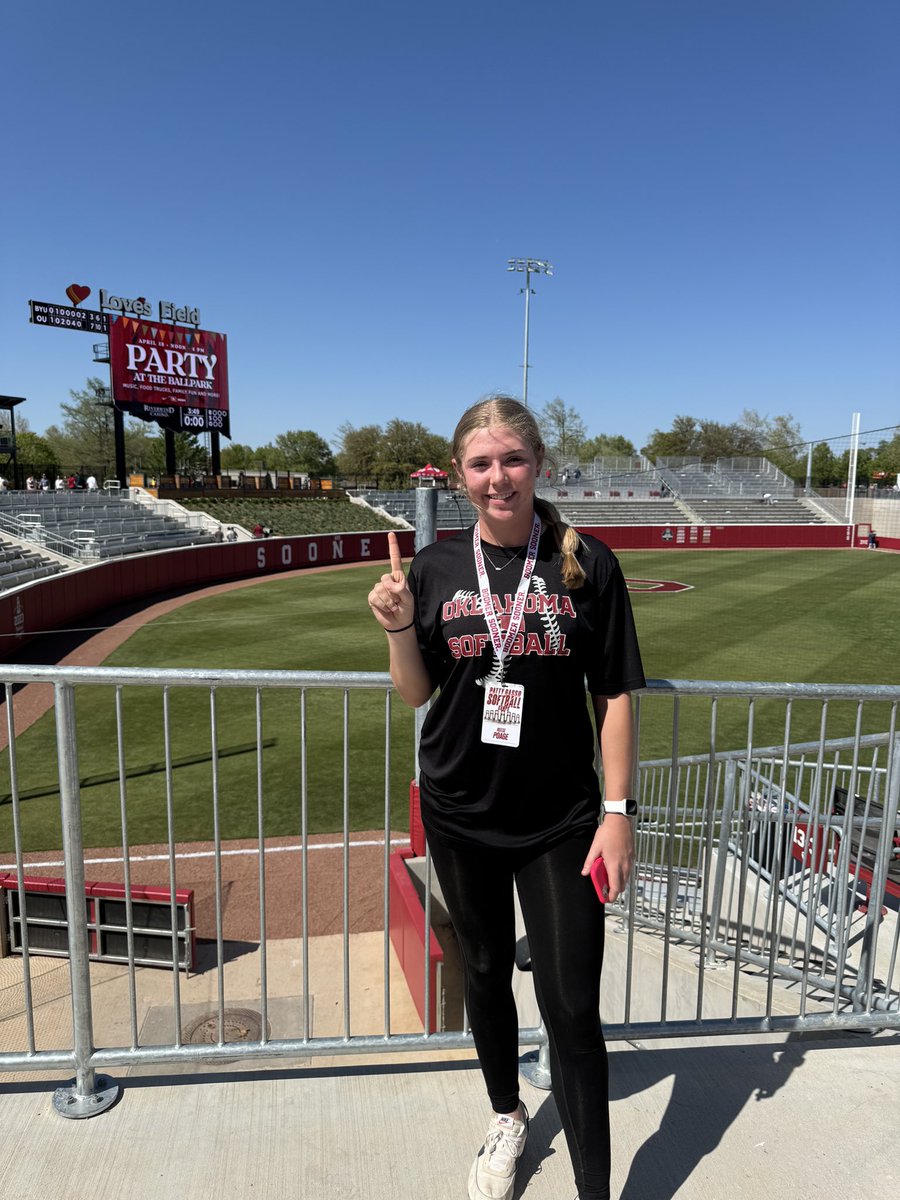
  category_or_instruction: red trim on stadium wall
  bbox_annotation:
[436,523,853,550]
[0,530,416,663]
[572,524,853,550]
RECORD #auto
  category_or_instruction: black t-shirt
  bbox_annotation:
[408,526,646,849]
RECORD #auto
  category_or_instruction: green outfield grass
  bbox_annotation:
[621,547,899,768]
[1,548,897,852]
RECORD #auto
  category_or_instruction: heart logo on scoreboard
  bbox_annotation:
[65,284,91,306]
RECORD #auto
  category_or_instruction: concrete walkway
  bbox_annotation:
[1,1028,897,1197]
[1,930,898,1199]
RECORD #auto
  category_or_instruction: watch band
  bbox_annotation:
[603,798,638,817]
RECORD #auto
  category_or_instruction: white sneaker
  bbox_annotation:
[467,1105,529,1200]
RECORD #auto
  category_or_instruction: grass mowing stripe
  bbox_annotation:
[0,739,276,805]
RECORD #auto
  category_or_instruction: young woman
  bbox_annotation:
[368,396,645,1200]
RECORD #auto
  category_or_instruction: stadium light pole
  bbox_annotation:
[507,258,553,407]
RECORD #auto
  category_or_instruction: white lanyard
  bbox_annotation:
[472,513,541,664]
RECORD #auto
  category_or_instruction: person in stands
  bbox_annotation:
[368,395,645,1200]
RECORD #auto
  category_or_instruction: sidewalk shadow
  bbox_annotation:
[192,938,259,972]
[512,1035,801,1198]
[513,1031,897,1199]
[609,1032,872,1200]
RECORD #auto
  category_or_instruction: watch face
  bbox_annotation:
[607,798,638,816]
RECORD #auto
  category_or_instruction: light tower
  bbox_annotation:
[507,257,553,406]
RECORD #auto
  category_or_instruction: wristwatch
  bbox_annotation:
[603,798,638,818]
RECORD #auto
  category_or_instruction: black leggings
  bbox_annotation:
[426,829,610,1200]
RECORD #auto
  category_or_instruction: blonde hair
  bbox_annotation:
[452,395,587,589]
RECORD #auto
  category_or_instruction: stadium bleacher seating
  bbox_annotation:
[0,491,219,561]
[352,452,837,529]
[651,458,833,524]
[0,451,843,595]
[686,496,826,524]
[551,499,689,525]
[0,535,67,591]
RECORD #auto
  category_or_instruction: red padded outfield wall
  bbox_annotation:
[0,523,856,663]
[0,529,416,663]
[437,523,853,550]
[579,523,854,550]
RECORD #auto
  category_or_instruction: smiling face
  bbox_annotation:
[454,424,543,544]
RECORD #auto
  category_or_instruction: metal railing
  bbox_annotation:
[127,488,224,535]
[0,668,897,1117]
[634,728,899,1015]
[801,493,849,524]
[0,509,88,562]
[716,457,795,486]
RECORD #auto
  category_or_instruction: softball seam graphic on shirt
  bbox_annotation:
[530,575,562,653]
[477,652,507,688]
[448,588,506,687]
[448,582,563,687]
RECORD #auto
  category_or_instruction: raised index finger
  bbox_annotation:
[388,531,404,580]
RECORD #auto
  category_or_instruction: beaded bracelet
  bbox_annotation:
[385,622,415,633]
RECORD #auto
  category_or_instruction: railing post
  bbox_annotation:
[853,733,900,1012]
[706,758,738,964]
[519,1022,552,1090]
[51,681,119,1118]
[415,486,437,555]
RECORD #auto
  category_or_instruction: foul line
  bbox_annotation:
[0,836,409,872]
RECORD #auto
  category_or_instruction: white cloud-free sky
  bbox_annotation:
[3,1,898,452]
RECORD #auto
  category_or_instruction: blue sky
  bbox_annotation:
[2,1,898,454]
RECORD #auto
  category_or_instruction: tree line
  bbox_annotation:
[641,410,900,488]
[11,380,898,489]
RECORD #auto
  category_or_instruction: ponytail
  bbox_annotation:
[534,497,586,589]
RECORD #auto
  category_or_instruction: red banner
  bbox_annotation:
[108,315,229,436]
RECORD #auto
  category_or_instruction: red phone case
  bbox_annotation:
[590,857,610,904]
